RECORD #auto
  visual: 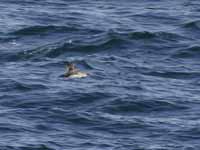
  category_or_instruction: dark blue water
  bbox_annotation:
[1,0,200,149]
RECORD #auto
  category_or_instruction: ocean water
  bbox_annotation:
[0,0,200,149]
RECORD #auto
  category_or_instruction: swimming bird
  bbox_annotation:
[64,63,88,78]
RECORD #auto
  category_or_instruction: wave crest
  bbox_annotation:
[183,20,200,29]
[10,25,102,36]
[172,46,200,59]
[129,31,184,41]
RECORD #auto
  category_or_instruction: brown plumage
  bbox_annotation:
[64,63,87,78]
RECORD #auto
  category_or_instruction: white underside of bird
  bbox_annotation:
[68,72,88,78]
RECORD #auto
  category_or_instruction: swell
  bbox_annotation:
[126,64,200,80]
[144,70,200,80]
[1,32,127,61]
[1,30,185,62]
[175,126,200,140]
[172,46,200,59]
[9,25,103,36]
[102,98,188,114]
[0,79,48,92]
[0,145,55,150]
[8,25,183,41]
[128,31,185,41]
[0,36,19,43]
[182,20,200,30]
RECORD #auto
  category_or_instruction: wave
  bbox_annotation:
[172,46,200,59]
[0,145,55,150]
[7,24,184,42]
[128,31,155,39]
[9,25,103,36]
[183,20,200,29]
[3,32,127,61]
[0,29,187,62]
[128,31,185,41]
[8,25,184,42]
[102,98,188,114]
[0,79,48,92]
[0,36,19,43]
[144,70,200,80]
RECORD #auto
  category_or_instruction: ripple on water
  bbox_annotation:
[0,0,200,149]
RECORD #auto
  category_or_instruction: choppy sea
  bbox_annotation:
[0,0,200,149]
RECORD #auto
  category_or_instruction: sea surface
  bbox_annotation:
[0,0,200,149]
